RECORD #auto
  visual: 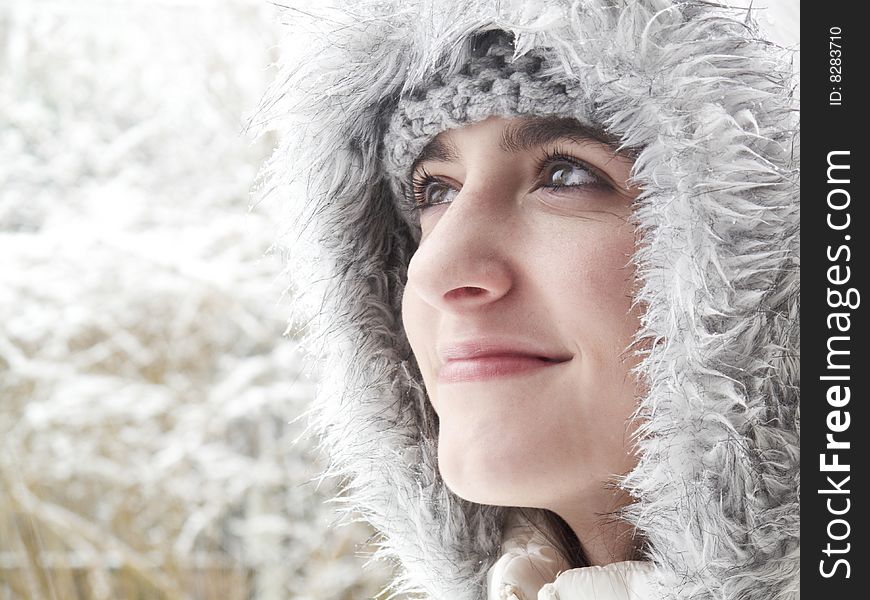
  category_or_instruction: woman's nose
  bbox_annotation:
[406,189,514,313]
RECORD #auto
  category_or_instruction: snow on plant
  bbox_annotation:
[0,1,394,598]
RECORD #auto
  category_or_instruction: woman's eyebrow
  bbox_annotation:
[500,117,620,153]
[409,136,460,174]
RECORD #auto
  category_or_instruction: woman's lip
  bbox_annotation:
[437,354,570,383]
[437,339,571,363]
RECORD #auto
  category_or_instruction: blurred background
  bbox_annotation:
[0,0,394,598]
[0,1,797,599]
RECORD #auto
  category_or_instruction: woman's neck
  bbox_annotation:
[551,488,640,566]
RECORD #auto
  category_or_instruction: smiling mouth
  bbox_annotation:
[437,354,570,383]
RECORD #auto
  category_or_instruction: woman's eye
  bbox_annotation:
[411,175,459,209]
[408,153,608,213]
[542,160,598,188]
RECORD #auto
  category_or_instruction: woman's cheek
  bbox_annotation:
[551,228,634,315]
[401,284,439,403]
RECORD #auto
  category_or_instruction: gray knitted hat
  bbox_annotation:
[383,31,595,208]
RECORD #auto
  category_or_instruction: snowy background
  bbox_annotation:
[0,1,394,598]
[0,1,797,599]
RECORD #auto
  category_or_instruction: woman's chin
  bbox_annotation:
[437,433,550,506]
[439,469,512,506]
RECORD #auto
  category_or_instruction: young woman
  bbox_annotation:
[256,1,799,598]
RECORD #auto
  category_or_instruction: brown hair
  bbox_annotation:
[516,507,646,569]
[517,507,589,567]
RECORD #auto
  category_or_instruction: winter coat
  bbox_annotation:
[254,1,800,599]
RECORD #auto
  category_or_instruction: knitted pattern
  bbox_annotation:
[383,32,591,205]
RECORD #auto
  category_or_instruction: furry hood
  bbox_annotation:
[253,1,799,598]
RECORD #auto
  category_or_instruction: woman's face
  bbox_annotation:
[401,116,643,511]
